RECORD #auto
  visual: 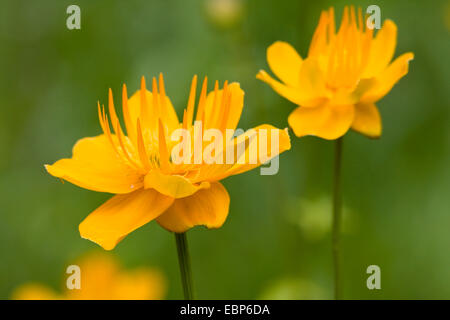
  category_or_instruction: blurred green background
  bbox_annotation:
[0,0,449,299]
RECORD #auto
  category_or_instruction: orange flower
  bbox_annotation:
[45,74,290,250]
[257,6,414,140]
[11,253,165,300]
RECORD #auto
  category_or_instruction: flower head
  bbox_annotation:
[45,74,290,250]
[257,6,414,140]
[11,253,165,300]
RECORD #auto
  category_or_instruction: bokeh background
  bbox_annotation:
[0,0,449,299]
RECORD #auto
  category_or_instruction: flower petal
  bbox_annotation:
[45,135,143,194]
[351,102,382,138]
[156,182,229,233]
[297,57,328,103]
[144,170,210,198]
[362,20,397,78]
[256,70,327,107]
[127,89,179,134]
[361,52,414,103]
[204,82,244,131]
[214,124,291,179]
[79,188,174,250]
[288,103,355,140]
[342,78,378,105]
[267,41,303,86]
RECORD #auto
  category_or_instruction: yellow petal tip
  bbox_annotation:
[406,52,414,61]
[256,69,268,80]
[79,223,117,251]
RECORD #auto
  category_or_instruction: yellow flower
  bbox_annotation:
[45,74,291,250]
[257,6,414,140]
[11,253,166,300]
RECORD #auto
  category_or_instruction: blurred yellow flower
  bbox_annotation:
[286,196,355,242]
[259,277,328,300]
[11,254,165,300]
[45,74,290,250]
[11,284,59,300]
[205,0,244,29]
[257,6,414,140]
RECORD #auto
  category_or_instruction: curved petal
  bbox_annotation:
[341,78,378,105]
[361,52,414,103]
[362,20,397,78]
[297,58,328,103]
[156,182,230,233]
[45,135,143,194]
[144,170,210,198]
[256,70,327,107]
[128,89,179,134]
[288,103,355,140]
[267,41,303,86]
[213,124,291,179]
[351,102,382,138]
[204,82,244,131]
[79,188,174,250]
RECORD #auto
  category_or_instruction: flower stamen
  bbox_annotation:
[136,119,152,171]
[186,75,197,128]
[122,84,136,147]
[158,119,171,173]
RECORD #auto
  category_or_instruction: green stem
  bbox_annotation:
[175,232,194,300]
[332,137,343,300]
